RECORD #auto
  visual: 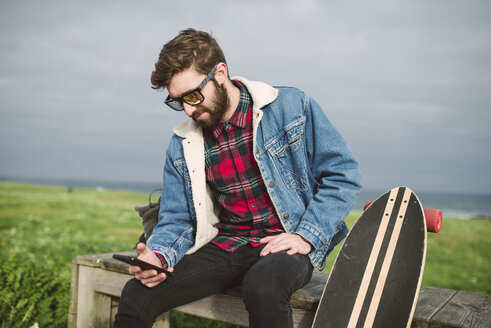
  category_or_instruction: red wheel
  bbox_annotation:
[424,208,442,233]
[364,201,373,211]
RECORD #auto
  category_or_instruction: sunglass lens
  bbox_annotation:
[169,100,184,111]
[165,96,184,111]
[183,90,204,105]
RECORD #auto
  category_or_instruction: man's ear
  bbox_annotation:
[214,62,229,84]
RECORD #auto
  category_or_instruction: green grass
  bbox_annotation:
[0,181,489,327]
[0,182,148,328]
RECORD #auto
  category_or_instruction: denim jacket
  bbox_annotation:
[147,77,362,270]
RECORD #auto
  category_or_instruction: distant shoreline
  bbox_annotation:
[1,176,161,194]
[2,177,491,220]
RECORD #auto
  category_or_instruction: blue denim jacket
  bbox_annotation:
[147,77,362,270]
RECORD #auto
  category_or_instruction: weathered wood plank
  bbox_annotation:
[412,287,458,328]
[93,292,112,328]
[93,269,132,297]
[174,292,315,328]
[68,262,80,328]
[290,272,327,311]
[75,265,120,328]
[430,290,491,328]
[111,298,119,327]
[73,251,135,272]
[76,265,96,327]
[175,292,249,327]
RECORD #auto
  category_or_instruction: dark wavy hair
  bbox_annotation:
[150,28,227,90]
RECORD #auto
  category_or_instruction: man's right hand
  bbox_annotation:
[129,242,174,288]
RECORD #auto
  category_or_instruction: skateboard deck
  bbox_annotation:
[312,186,427,328]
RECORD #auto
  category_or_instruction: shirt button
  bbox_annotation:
[269,181,274,187]
[243,175,247,180]
[283,214,289,219]
[251,203,256,208]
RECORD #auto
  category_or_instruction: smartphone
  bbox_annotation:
[112,254,174,277]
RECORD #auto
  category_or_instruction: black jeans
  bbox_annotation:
[114,242,313,328]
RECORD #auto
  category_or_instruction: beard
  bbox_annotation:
[191,79,229,129]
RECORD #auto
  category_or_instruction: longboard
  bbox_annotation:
[312,186,442,328]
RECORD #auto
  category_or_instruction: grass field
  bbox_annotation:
[0,181,490,327]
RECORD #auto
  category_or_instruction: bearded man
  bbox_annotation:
[114,28,362,328]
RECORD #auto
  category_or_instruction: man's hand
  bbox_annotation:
[129,243,174,288]
[259,233,312,256]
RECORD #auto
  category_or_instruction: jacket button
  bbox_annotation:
[269,181,274,187]
[283,214,289,219]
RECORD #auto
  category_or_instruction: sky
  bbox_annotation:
[0,0,490,194]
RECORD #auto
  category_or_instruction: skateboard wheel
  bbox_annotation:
[424,208,442,233]
[364,201,373,211]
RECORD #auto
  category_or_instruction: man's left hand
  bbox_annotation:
[259,233,312,256]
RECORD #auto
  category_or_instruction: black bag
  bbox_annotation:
[134,188,161,245]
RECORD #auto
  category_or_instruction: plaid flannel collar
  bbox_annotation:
[211,80,251,138]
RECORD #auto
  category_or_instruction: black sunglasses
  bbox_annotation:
[164,64,218,111]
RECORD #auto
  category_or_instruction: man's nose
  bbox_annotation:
[183,103,197,117]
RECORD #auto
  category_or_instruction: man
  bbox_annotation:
[114,28,361,328]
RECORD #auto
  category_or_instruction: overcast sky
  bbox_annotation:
[0,1,490,194]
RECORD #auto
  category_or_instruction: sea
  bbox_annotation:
[4,177,491,219]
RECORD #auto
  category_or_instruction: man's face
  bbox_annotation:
[167,67,229,129]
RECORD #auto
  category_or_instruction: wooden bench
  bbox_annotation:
[69,252,491,328]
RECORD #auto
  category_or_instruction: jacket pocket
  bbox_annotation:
[174,159,191,181]
[268,119,309,190]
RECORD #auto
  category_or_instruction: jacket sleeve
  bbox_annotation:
[294,95,362,250]
[146,146,196,268]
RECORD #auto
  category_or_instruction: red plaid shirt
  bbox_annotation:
[204,81,284,252]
